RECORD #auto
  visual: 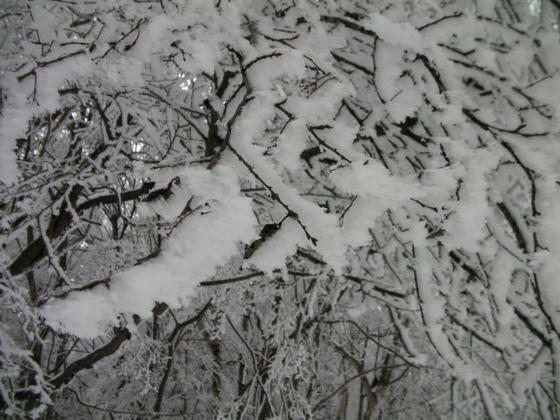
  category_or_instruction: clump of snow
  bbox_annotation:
[537,32,560,72]
[440,140,500,252]
[289,80,354,124]
[275,119,308,172]
[490,252,516,347]
[248,49,305,91]
[36,54,95,110]
[535,178,560,331]
[248,219,304,275]
[138,182,191,222]
[0,80,28,184]
[245,156,424,274]
[512,346,548,405]
[365,13,427,51]
[329,160,422,216]
[477,0,496,16]
[42,163,257,338]
[408,223,465,369]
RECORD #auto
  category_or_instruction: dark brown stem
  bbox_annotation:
[50,327,131,388]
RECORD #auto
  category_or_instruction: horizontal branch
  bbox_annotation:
[496,201,529,253]
[199,271,264,287]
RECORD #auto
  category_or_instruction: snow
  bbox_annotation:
[246,155,447,292]
[0,35,93,184]
[477,0,496,16]
[289,79,354,124]
[0,79,28,184]
[512,345,548,405]
[2,0,560,416]
[330,160,423,248]
[365,13,427,51]
[409,223,464,369]
[390,308,426,364]
[490,252,516,347]
[275,118,308,172]
[535,178,560,332]
[138,182,191,222]
[42,163,257,337]
[29,3,58,42]
[440,140,500,252]
[247,219,304,275]
[247,49,306,91]
[36,54,95,110]
[242,140,425,274]
[537,32,560,72]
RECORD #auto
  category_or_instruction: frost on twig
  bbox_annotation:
[1,0,560,418]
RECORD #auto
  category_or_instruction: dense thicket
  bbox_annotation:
[1,0,560,418]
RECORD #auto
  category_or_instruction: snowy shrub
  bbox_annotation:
[1,0,559,418]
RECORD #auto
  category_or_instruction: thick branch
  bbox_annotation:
[50,328,131,388]
[8,181,158,276]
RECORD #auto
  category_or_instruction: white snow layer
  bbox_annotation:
[42,164,257,337]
